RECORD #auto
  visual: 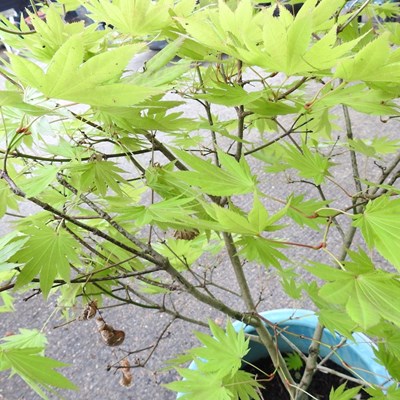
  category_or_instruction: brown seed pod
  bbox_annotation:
[173,229,199,240]
[78,300,98,321]
[119,358,133,387]
[96,317,125,347]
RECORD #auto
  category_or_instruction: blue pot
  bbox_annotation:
[177,309,391,398]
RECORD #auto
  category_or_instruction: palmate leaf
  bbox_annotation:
[365,385,400,399]
[84,0,194,36]
[0,347,76,399]
[307,262,400,329]
[18,165,59,198]
[335,32,400,83]
[9,36,162,107]
[223,370,261,400]
[312,83,400,115]
[0,329,47,351]
[284,144,333,185]
[192,321,249,376]
[165,369,232,400]
[238,236,287,269]
[173,149,255,196]
[69,160,127,196]
[329,383,361,400]
[14,225,80,298]
[353,196,400,269]
[286,194,328,230]
[0,233,29,273]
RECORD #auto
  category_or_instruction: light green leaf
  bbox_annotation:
[19,165,59,197]
[286,195,328,230]
[285,144,333,185]
[329,383,361,400]
[317,309,358,339]
[365,384,400,399]
[223,370,261,400]
[336,33,400,83]
[284,352,303,371]
[212,204,259,235]
[173,149,255,196]
[14,225,80,297]
[0,347,77,397]
[69,160,127,196]
[353,196,400,269]
[191,320,249,377]
[0,234,28,273]
[238,236,287,269]
[165,368,231,400]
[318,269,400,329]
[0,329,47,351]
[0,292,14,313]
[10,36,161,107]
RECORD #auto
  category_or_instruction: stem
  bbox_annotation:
[337,0,371,34]
[222,232,297,398]
[195,64,219,166]
[296,324,324,400]
[342,105,362,194]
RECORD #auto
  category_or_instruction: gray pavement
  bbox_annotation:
[0,49,399,400]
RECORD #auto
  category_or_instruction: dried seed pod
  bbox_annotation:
[173,229,199,240]
[78,300,98,321]
[119,358,133,387]
[96,317,125,347]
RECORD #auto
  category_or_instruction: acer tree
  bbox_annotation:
[1,0,400,399]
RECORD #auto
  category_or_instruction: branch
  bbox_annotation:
[296,323,324,400]
[222,232,297,397]
[0,169,146,259]
[0,148,153,163]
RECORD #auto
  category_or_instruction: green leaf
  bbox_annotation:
[165,368,232,400]
[223,370,261,400]
[285,144,333,185]
[153,235,209,271]
[286,195,328,230]
[238,236,287,269]
[173,149,255,196]
[317,309,358,339]
[14,225,79,297]
[366,385,400,399]
[0,329,47,351]
[329,383,361,400]
[335,33,400,83]
[85,0,193,36]
[0,234,29,273]
[18,165,59,197]
[195,83,264,107]
[69,160,127,196]
[9,36,162,107]
[353,196,400,269]
[0,292,14,313]
[317,269,400,330]
[211,204,259,235]
[284,352,303,371]
[0,347,77,397]
[192,320,249,377]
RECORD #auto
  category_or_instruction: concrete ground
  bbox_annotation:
[0,48,399,400]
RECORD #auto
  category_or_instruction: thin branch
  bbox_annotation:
[296,323,324,400]
[342,105,362,194]
[222,232,297,397]
[337,0,371,34]
[195,64,220,166]
[0,169,146,259]
[0,148,153,163]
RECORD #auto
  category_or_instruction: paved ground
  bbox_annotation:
[0,48,398,400]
